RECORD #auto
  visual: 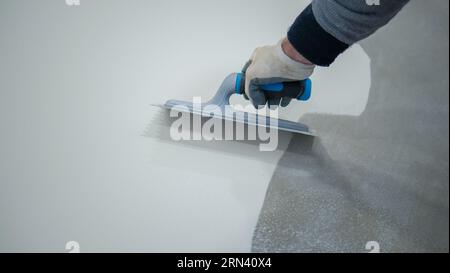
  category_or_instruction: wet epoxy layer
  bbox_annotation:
[252,0,449,253]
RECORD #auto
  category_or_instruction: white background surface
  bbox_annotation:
[0,0,369,252]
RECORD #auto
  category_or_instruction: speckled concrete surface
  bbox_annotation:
[252,0,449,253]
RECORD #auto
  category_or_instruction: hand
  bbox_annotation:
[242,38,315,108]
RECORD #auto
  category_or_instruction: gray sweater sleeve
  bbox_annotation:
[312,0,410,44]
[287,0,409,66]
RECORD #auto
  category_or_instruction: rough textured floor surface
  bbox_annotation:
[252,0,449,253]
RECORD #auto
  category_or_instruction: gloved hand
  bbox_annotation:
[242,38,315,108]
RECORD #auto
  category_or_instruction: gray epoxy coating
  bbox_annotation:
[252,0,449,252]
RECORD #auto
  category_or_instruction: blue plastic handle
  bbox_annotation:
[299,78,312,101]
[260,80,312,101]
[260,83,284,92]
[235,73,312,101]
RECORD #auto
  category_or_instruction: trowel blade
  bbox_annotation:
[151,100,316,136]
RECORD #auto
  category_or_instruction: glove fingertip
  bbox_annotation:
[250,92,267,109]
[280,97,293,107]
[268,97,281,108]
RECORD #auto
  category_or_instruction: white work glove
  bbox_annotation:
[242,38,315,108]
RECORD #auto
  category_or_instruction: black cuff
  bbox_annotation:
[287,4,349,67]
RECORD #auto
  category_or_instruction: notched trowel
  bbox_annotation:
[153,73,315,136]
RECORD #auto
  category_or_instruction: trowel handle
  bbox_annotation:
[235,73,312,101]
